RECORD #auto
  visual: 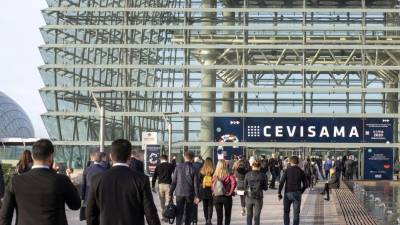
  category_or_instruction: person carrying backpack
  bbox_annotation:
[212,160,237,225]
[199,158,214,225]
[169,151,200,225]
[244,160,268,225]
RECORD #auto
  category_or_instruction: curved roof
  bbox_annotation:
[0,92,34,138]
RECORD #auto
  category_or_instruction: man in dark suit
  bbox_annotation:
[86,139,160,225]
[0,139,81,225]
[129,150,144,174]
[169,151,200,225]
[80,151,107,220]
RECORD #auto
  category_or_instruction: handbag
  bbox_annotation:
[79,206,86,221]
[163,201,177,224]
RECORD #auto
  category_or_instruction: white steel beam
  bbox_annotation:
[39,64,400,71]
[40,44,400,50]
[40,86,400,93]
[43,111,400,118]
[43,7,400,13]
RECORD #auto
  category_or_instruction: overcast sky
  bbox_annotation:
[0,1,49,138]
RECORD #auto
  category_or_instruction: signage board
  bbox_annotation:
[145,144,161,176]
[214,117,393,143]
[245,117,364,143]
[142,132,158,150]
[364,148,393,180]
[363,118,393,143]
[213,117,244,162]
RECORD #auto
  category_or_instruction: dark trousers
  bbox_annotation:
[322,183,330,200]
[202,199,213,222]
[214,196,233,225]
[306,175,312,189]
[270,171,277,188]
[176,196,195,225]
[240,195,246,208]
[246,197,263,225]
[325,169,330,179]
[283,191,302,225]
[345,173,353,181]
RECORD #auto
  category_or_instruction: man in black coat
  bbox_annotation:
[0,139,81,225]
[86,139,160,225]
[278,156,308,225]
[152,154,175,222]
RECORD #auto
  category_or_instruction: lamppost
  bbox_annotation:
[91,90,113,152]
[162,112,179,162]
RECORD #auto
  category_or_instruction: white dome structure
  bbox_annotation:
[0,92,34,138]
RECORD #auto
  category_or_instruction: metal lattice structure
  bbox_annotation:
[39,0,400,160]
[0,92,34,138]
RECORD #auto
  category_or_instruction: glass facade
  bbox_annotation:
[39,0,400,159]
[0,92,34,138]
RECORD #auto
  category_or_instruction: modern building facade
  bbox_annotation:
[40,0,400,173]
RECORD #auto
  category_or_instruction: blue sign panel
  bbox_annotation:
[145,145,161,176]
[363,118,393,143]
[364,148,393,180]
[244,118,363,143]
[213,117,243,162]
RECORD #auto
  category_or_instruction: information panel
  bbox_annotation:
[364,148,393,180]
[363,118,393,143]
[145,145,161,176]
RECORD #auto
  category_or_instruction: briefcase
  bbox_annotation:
[79,206,86,221]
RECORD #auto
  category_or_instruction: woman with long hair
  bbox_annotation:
[16,150,33,174]
[212,160,237,225]
[200,157,214,225]
[233,157,250,216]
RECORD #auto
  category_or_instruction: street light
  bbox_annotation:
[90,90,113,152]
[162,112,179,162]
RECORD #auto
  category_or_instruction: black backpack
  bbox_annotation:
[163,202,177,224]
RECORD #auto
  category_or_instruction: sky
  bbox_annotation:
[0,1,49,138]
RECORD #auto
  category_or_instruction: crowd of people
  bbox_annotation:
[0,139,360,225]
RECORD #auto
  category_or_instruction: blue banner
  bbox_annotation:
[145,145,161,176]
[364,148,393,180]
[214,117,393,143]
[213,117,244,162]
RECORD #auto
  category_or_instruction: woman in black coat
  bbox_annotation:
[234,158,250,216]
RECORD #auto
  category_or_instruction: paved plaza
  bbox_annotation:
[66,183,345,225]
